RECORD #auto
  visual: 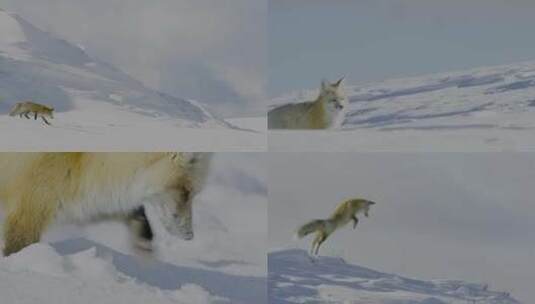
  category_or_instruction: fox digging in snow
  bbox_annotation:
[0,152,212,256]
[9,101,54,125]
[297,198,375,256]
[268,78,347,129]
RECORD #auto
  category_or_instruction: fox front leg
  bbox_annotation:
[352,215,359,229]
[41,116,51,125]
[23,111,30,119]
[127,206,154,252]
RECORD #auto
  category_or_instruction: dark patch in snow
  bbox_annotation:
[486,80,535,94]
[349,75,505,103]
[344,103,493,128]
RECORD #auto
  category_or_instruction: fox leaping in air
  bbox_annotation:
[297,198,376,256]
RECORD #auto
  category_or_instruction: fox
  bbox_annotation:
[268,78,348,129]
[9,101,55,125]
[0,152,212,256]
[297,198,376,256]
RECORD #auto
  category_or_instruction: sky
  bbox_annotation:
[269,153,535,303]
[0,0,266,117]
[269,0,535,96]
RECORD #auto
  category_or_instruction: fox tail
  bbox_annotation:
[296,219,325,239]
[9,104,21,116]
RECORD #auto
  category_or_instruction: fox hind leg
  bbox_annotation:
[310,231,327,256]
[3,204,53,256]
[23,111,31,119]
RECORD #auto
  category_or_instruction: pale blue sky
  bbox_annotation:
[269,0,535,96]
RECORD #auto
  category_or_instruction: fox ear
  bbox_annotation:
[321,79,329,90]
[333,77,344,87]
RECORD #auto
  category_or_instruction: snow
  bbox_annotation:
[0,10,265,151]
[269,61,535,151]
[0,244,226,304]
[0,153,267,303]
[269,249,521,304]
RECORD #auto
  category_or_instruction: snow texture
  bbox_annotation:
[269,249,521,304]
[269,61,535,151]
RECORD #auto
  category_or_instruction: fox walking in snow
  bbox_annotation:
[297,198,376,256]
[268,78,347,129]
[9,101,55,125]
[0,152,212,256]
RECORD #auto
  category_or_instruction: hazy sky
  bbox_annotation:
[1,0,266,117]
[269,153,535,303]
[269,0,535,96]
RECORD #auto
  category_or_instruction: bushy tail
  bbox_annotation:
[296,219,325,239]
[8,103,21,116]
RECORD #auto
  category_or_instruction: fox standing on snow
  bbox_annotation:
[268,78,347,129]
[0,152,212,256]
[9,101,55,125]
[297,198,376,256]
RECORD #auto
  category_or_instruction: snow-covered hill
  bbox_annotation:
[269,62,535,151]
[0,9,265,150]
[269,249,521,304]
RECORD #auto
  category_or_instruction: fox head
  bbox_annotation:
[148,153,212,241]
[320,77,347,112]
[350,198,376,217]
[46,107,54,119]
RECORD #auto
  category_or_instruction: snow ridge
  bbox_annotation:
[269,249,521,304]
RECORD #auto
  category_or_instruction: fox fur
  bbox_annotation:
[268,78,347,129]
[297,198,375,256]
[0,152,212,256]
[9,101,55,125]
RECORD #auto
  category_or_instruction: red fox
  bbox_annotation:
[0,152,212,256]
[268,78,347,129]
[297,198,375,256]
[9,101,55,125]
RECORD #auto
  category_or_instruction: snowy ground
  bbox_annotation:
[269,249,521,304]
[0,104,266,151]
[0,153,267,303]
[269,61,535,151]
[0,9,265,151]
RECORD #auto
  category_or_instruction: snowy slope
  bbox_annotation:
[0,243,229,304]
[0,9,216,122]
[269,249,521,304]
[0,10,266,150]
[269,62,535,151]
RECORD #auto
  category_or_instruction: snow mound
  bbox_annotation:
[0,9,221,126]
[268,249,521,304]
[0,243,226,304]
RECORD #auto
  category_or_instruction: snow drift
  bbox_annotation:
[268,249,521,304]
[0,243,229,304]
